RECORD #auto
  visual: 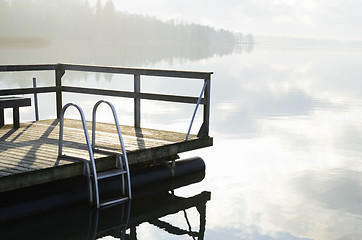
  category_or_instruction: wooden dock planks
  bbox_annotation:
[0,119,212,192]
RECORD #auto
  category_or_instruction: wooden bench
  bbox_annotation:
[0,97,31,129]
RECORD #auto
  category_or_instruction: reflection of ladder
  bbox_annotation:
[87,199,131,240]
[58,100,131,208]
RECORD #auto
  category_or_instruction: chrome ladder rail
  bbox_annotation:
[58,103,100,206]
[58,101,132,208]
[92,100,132,207]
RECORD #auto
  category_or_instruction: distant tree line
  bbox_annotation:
[0,0,255,66]
[0,0,242,46]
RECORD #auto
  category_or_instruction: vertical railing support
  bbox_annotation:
[0,108,4,127]
[32,77,39,121]
[197,75,211,138]
[134,74,141,128]
[55,64,65,119]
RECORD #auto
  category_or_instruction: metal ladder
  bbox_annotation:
[58,101,131,208]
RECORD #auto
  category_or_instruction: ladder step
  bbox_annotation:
[97,169,127,180]
[100,197,129,207]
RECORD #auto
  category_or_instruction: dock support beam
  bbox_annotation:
[55,65,65,119]
[134,74,141,128]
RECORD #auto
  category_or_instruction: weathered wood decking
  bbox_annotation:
[0,119,212,192]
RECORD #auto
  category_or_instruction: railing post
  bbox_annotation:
[32,77,39,121]
[134,74,141,128]
[55,64,65,119]
[0,108,4,127]
[197,75,211,138]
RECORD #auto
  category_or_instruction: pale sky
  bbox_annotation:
[98,0,362,41]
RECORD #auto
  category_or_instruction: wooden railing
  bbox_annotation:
[0,63,212,138]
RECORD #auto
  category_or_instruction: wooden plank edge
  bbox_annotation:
[0,156,115,193]
[127,137,213,164]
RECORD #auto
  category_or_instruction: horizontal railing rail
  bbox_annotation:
[62,86,206,105]
[0,64,57,72]
[0,63,212,138]
[0,63,213,79]
[61,63,212,79]
[0,86,57,96]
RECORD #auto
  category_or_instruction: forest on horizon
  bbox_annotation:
[0,0,255,66]
[0,0,255,47]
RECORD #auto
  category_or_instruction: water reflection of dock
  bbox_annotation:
[0,64,213,202]
[0,189,211,240]
[99,191,210,240]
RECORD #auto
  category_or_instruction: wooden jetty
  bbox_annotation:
[0,63,213,194]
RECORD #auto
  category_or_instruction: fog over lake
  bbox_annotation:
[2,1,362,239]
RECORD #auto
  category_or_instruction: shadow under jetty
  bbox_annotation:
[0,166,210,240]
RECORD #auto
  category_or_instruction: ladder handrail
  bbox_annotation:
[92,100,132,199]
[58,102,100,206]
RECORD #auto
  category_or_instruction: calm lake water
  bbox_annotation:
[1,40,362,239]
